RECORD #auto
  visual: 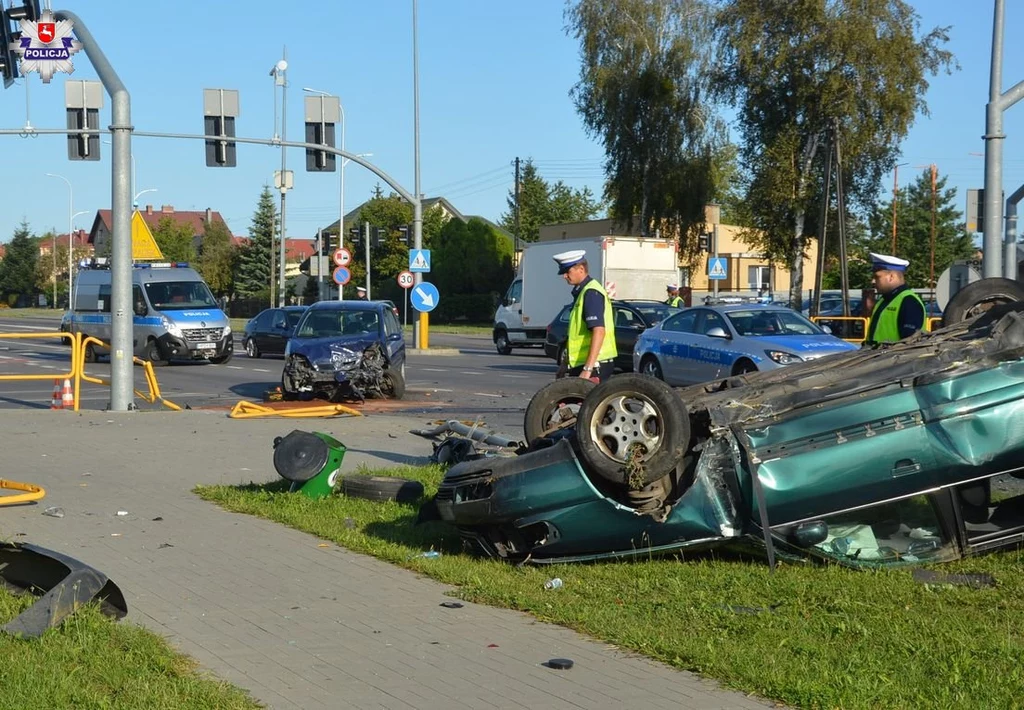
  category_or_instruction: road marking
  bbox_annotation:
[252,368,271,373]
[421,368,447,372]
[472,392,504,398]
[227,366,244,370]
[459,371,483,376]
[500,374,530,378]
[408,386,453,392]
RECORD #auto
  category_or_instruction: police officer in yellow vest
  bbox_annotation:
[665,284,683,308]
[553,249,617,382]
[863,252,927,347]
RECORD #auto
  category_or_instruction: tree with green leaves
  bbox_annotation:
[431,217,515,321]
[499,159,601,243]
[197,219,236,297]
[0,221,40,305]
[832,169,975,292]
[236,186,277,297]
[713,0,955,306]
[565,0,724,244]
[152,217,197,265]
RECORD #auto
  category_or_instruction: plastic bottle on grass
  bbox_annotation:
[544,577,563,590]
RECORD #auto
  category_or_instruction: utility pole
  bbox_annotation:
[316,228,324,300]
[364,220,371,298]
[930,164,937,292]
[892,163,907,253]
[514,156,521,258]
[277,48,289,307]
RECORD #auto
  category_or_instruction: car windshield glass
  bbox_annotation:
[287,311,305,328]
[297,310,379,338]
[144,281,218,310]
[632,303,677,325]
[727,309,822,336]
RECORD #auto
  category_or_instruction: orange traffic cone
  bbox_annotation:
[62,379,75,410]
[51,379,63,410]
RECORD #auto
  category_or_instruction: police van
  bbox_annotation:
[70,260,233,365]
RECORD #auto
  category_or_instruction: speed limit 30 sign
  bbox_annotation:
[397,271,414,289]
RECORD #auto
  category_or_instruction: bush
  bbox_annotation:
[431,292,500,324]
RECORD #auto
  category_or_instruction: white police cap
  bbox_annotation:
[666,283,679,290]
[553,249,587,274]
[869,252,910,272]
[356,286,367,292]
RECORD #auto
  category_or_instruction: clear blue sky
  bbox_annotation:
[0,1,1020,245]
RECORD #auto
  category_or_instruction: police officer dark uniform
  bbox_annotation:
[665,284,683,308]
[553,249,617,382]
[863,252,927,347]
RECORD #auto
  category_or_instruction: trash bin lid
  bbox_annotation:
[273,430,330,483]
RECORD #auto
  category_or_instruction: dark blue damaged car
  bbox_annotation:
[282,301,406,400]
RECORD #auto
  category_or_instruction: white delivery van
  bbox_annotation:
[493,236,678,354]
[70,260,233,365]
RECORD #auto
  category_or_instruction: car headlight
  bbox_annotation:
[223,325,231,337]
[765,349,803,365]
[162,317,183,339]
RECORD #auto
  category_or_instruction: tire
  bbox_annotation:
[556,344,568,369]
[145,340,167,367]
[83,340,97,364]
[340,475,424,504]
[245,338,261,358]
[209,352,233,365]
[732,359,757,376]
[381,368,406,400]
[523,377,597,443]
[575,373,690,488]
[639,356,663,380]
[943,277,1024,325]
[494,329,512,355]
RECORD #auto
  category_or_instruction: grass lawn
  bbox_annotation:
[197,464,1024,710]
[0,588,260,709]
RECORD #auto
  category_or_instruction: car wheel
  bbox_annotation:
[381,368,406,400]
[639,356,663,380]
[340,475,424,504]
[83,340,97,364]
[146,340,167,367]
[209,352,232,365]
[523,377,597,443]
[556,344,568,369]
[943,277,1024,325]
[494,330,512,355]
[575,373,690,489]
[245,338,261,358]
[732,359,757,376]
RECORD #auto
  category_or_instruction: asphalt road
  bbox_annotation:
[0,313,556,432]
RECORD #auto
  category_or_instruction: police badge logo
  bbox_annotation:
[8,9,83,83]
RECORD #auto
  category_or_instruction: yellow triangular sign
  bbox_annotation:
[131,211,164,260]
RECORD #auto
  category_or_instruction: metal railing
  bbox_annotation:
[77,336,181,411]
[0,330,81,408]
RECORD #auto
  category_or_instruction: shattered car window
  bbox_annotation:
[794,495,956,566]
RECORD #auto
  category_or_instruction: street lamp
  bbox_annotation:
[133,188,158,208]
[45,173,72,309]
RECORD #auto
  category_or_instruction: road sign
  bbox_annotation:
[708,257,728,281]
[409,249,431,273]
[397,270,414,289]
[332,266,351,286]
[410,281,439,312]
[333,248,351,267]
[130,211,164,260]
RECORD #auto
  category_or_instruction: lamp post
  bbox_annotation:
[271,54,289,307]
[70,210,89,305]
[45,173,72,309]
[133,188,157,208]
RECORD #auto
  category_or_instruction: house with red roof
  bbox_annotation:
[87,204,234,255]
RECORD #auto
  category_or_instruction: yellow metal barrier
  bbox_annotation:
[77,335,181,411]
[928,317,943,332]
[229,400,363,419]
[0,330,79,380]
[0,478,46,506]
[811,315,868,345]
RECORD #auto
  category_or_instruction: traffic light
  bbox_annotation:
[698,233,711,252]
[1,2,41,88]
[304,95,339,172]
[397,225,410,245]
[203,88,239,167]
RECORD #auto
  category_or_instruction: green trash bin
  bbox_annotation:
[272,430,347,500]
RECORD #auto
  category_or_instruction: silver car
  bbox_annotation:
[633,303,859,385]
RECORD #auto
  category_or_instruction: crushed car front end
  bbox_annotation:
[283,337,391,400]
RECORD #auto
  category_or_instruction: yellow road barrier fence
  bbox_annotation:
[0,478,46,506]
[229,400,363,419]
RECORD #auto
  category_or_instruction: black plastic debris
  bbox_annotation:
[911,569,996,589]
[545,658,574,670]
[0,542,127,638]
[439,601,464,609]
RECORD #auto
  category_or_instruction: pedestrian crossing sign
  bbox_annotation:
[409,249,431,273]
[708,256,728,280]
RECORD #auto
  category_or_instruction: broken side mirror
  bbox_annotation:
[133,301,148,317]
[790,520,829,547]
[706,326,729,339]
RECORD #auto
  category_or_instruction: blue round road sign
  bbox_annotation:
[410,281,440,313]
[332,266,351,286]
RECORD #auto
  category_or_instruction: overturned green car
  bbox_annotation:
[433,289,1024,568]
